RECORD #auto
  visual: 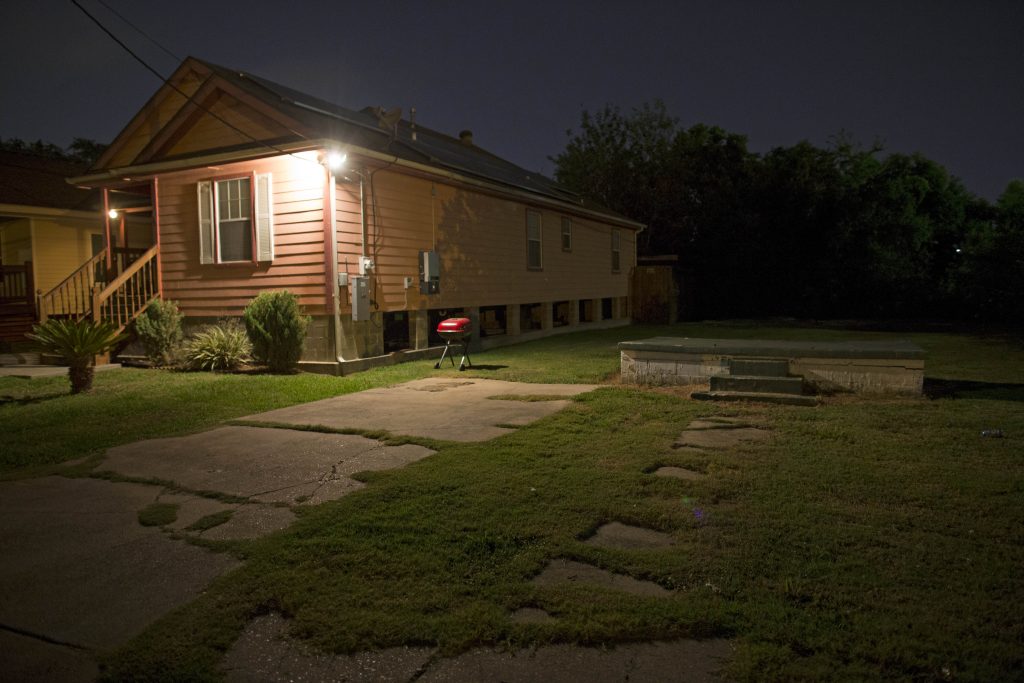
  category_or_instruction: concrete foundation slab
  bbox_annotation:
[0,477,239,652]
[0,629,98,683]
[674,428,771,449]
[419,639,733,683]
[620,337,925,394]
[221,614,434,683]
[101,426,435,504]
[242,378,598,442]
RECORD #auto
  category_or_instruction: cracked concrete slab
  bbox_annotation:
[674,427,771,449]
[584,522,677,550]
[0,629,98,683]
[200,505,296,541]
[532,559,672,597]
[0,476,239,652]
[101,426,434,504]
[221,613,434,682]
[241,378,598,442]
[419,639,734,682]
[223,614,731,683]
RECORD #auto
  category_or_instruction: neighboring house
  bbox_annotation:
[66,57,643,372]
[0,151,103,343]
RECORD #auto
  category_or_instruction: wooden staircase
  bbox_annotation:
[35,245,161,335]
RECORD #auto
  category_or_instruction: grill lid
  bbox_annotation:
[437,317,471,333]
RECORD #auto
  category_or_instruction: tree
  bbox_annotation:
[28,319,126,394]
[0,137,107,165]
[954,180,1024,320]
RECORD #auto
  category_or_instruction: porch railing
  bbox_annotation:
[93,244,160,332]
[0,261,34,309]
[38,250,106,322]
[38,246,160,334]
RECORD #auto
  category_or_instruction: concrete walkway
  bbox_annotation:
[0,377,733,681]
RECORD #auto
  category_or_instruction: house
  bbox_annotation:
[0,151,109,344]
[64,57,643,373]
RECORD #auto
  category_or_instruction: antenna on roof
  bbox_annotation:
[410,106,417,141]
[373,106,402,138]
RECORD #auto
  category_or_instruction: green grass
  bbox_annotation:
[4,321,1023,681]
[137,502,179,527]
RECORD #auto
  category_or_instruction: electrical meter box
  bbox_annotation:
[351,275,370,321]
[419,250,440,294]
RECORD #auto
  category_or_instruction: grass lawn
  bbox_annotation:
[3,321,1023,681]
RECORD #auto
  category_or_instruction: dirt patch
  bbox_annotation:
[532,559,671,597]
[583,522,676,550]
[674,427,771,449]
[653,466,705,481]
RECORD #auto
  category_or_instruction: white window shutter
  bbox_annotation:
[197,180,214,264]
[255,173,274,262]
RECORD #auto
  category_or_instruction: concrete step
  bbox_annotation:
[692,390,819,407]
[729,358,790,377]
[711,374,805,395]
[0,351,41,366]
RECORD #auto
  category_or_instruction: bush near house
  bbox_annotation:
[184,321,252,372]
[243,290,309,373]
[135,299,184,366]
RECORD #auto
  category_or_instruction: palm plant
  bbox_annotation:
[27,318,126,394]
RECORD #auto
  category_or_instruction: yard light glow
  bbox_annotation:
[108,209,119,219]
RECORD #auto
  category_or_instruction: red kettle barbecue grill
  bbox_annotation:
[435,317,472,371]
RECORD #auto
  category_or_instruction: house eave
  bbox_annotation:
[0,203,99,221]
[70,137,646,231]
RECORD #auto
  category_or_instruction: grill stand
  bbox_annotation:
[435,333,472,371]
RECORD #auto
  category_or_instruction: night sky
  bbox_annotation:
[2,0,1021,200]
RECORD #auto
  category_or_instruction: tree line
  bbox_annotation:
[553,102,1022,323]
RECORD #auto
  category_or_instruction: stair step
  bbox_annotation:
[711,374,805,395]
[692,390,818,407]
[729,358,789,377]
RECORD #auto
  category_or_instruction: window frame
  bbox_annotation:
[560,216,572,252]
[526,209,543,270]
[213,174,255,264]
[197,171,274,266]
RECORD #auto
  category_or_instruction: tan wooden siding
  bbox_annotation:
[336,170,636,314]
[29,217,102,293]
[1,220,32,266]
[104,68,205,168]
[157,152,329,317]
[166,92,293,158]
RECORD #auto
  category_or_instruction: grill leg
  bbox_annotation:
[458,340,471,371]
[435,340,457,369]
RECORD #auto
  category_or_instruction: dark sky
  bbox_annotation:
[2,0,1021,200]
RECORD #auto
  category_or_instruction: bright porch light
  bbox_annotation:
[108,209,119,219]
[326,152,346,171]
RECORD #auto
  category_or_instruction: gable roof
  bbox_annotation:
[86,57,641,228]
[0,150,96,212]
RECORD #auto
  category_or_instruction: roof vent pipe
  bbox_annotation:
[459,130,473,146]
[410,106,417,141]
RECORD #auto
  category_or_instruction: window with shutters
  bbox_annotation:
[197,173,273,264]
[526,209,542,270]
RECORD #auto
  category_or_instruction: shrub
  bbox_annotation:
[243,290,309,373]
[28,318,127,394]
[135,299,184,366]
[184,321,252,372]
